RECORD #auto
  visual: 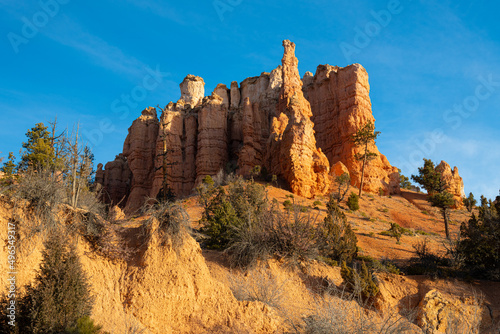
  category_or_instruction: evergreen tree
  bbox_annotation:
[332,172,350,203]
[318,198,357,263]
[412,158,454,239]
[22,232,94,333]
[462,192,477,213]
[1,152,16,176]
[458,198,500,280]
[351,121,380,197]
[398,168,412,190]
[411,159,440,193]
[18,123,55,172]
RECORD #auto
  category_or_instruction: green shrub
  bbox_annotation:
[200,176,268,252]
[388,222,403,243]
[200,187,241,250]
[346,192,359,211]
[341,261,379,300]
[331,172,351,203]
[405,239,451,277]
[66,316,103,334]
[317,199,358,264]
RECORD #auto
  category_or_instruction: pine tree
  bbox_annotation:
[18,123,55,172]
[332,172,350,203]
[351,121,380,197]
[462,192,477,213]
[1,152,16,176]
[22,232,94,333]
[319,198,357,263]
[398,168,412,190]
[412,158,454,239]
[458,198,500,280]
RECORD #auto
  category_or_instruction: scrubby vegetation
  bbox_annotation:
[198,174,359,268]
[141,199,191,248]
[331,172,350,203]
[402,191,500,281]
[340,260,379,301]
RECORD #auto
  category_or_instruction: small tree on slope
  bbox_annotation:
[20,232,95,333]
[351,121,380,197]
[412,158,454,239]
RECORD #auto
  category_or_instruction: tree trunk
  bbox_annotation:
[358,142,368,197]
[442,208,450,240]
[71,124,79,208]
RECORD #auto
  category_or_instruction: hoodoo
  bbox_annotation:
[98,40,400,212]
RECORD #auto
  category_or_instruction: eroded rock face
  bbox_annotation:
[267,40,331,198]
[98,40,403,207]
[122,107,159,213]
[435,161,465,209]
[303,64,400,195]
[331,161,350,178]
[196,95,229,185]
[100,155,131,206]
[418,290,481,334]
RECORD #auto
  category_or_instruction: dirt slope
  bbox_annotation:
[1,186,499,333]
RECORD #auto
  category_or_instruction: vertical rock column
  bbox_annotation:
[267,40,331,198]
[195,95,229,184]
[123,107,159,213]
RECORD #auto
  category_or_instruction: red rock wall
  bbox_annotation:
[303,64,400,195]
[195,95,229,185]
[122,107,159,213]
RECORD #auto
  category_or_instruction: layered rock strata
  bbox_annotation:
[98,40,401,212]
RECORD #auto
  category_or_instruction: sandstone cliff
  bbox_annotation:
[122,107,159,213]
[303,64,400,195]
[98,40,401,212]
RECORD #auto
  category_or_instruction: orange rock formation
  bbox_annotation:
[98,40,401,212]
[303,64,400,195]
[436,160,465,209]
[266,40,331,198]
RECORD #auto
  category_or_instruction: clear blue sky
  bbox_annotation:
[1,0,499,199]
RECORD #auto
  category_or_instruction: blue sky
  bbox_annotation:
[1,0,499,199]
